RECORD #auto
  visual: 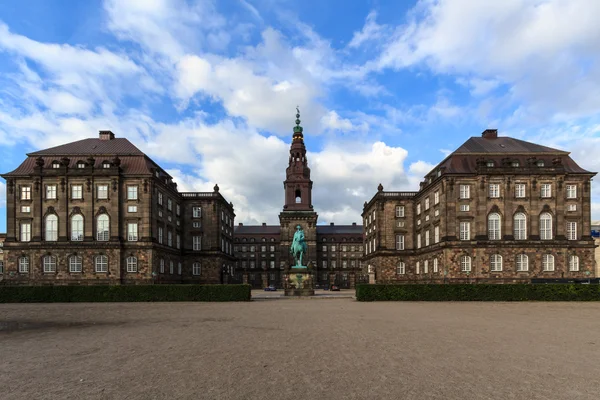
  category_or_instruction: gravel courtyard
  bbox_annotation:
[1,300,599,400]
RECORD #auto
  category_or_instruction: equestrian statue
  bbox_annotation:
[290,225,308,268]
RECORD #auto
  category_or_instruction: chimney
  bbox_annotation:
[262,223,266,226]
[330,222,334,226]
[482,129,498,139]
[99,130,115,141]
[352,222,356,226]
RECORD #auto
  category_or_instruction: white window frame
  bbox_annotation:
[488,213,501,240]
[434,191,439,205]
[45,214,58,241]
[516,254,529,272]
[126,256,138,273]
[21,205,31,213]
[425,230,430,246]
[568,204,577,211]
[43,255,56,273]
[97,184,109,199]
[20,222,31,242]
[97,214,110,241]
[514,213,527,240]
[158,227,163,244]
[433,258,439,273]
[167,198,172,211]
[569,255,579,272]
[158,192,163,205]
[169,261,174,274]
[540,213,553,240]
[567,222,577,241]
[515,184,526,198]
[19,256,29,273]
[127,222,138,241]
[21,186,31,200]
[168,231,173,247]
[396,205,405,218]
[490,254,503,272]
[193,236,202,251]
[460,204,470,212]
[459,185,470,199]
[128,205,138,213]
[46,184,57,199]
[177,234,181,249]
[71,185,83,200]
[178,262,182,275]
[193,207,202,218]
[425,198,430,210]
[127,186,138,200]
[416,204,421,215]
[193,262,201,276]
[541,184,552,198]
[542,254,555,271]
[71,214,84,241]
[417,234,421,249]
[434,226,440,243]
[160,259,165,273]
[460,222,470,241]
[70,256,82,273]
[460,256,471,272]
[489,184,500,198]
[566,185,577,199]
[95,255,108,273]
[424,260,429,274]
[395,235,404,250]
[397,262,405,275]
[416,261,420,274]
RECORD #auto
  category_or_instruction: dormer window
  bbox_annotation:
[77,161,86,169]
[51,161,60,169]
[536,160,545,167]
[486,161,494,167]
[511,161,520,167]
[436,170,441,177]
[102,161,111,169]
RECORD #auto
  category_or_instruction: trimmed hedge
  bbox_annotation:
[356,284,600,302]
[0,284,251,303]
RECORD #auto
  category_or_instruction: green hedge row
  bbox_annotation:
[356,284,600,301]
[0,284,251,303]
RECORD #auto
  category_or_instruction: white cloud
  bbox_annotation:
[321,111,354,131]
[0,181,5,209]
[348,11,387,48]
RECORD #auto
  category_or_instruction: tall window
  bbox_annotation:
[193,207,202,218]
[459,185,470,199]
[97,214,110,241]
[19,256,29,273]
[395,235,404,250]
[167,198,172,211]
[434,191,439,205]
[460,222,470,241]
[71,214,84,241]
[178,262,182,275]
[168,231,173,247]
[160,259,165,273]
[0,261,3,274]
[424,260,429,273]
[433,258,439,273]
[540,213,553,240]
[516,254,528,272]
[21,186,31,200]
[490,254,502,272]
[514,213,527,240]
[193,262,201,275]
[542,254,555,271]
[566,185,577,199]
[71,185,83,199]
[416,261,420,274]
[43,255,56,273]
[396,262,405,275]
[489,184,500,198]
[541,184,552,198]
[46,185,57,199]
[193,236,201,250]
[425,230,430,246]
[20,221,31,242]
[416,204,421,215]
[515,184,526,198]
[127,222,138,241]
[176,234,181,249]
[488,213,501,240]
[45,214,58,241]
[425,198,430,210]
[126,256,137,273]
[460,256,471,272]
[95,255,108,273]
[569,255,579,272]
[127,186,138,200]
[567,222,577,241]
[169,261,174,274]
[396,206,405,217]
[158,192,163,205]
[417,234,421,249]
[97,184,108,199]
[176,204,180,216]
[70,256,82,273]
[434,226,440,243]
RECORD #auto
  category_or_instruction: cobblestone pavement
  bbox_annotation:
[1,301,599,400]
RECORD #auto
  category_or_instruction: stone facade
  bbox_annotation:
[364,129,597,283]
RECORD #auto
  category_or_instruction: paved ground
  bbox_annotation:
[251,288,355,299]
[1,300,599,400]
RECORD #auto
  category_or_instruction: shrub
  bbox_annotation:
[0,284,251,303]
[355,284,600,302]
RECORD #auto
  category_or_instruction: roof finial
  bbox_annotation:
[293,106,303,135]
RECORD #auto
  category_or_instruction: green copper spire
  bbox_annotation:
[293,106,303,134]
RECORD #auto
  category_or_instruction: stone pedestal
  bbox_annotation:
[284,265,315,296]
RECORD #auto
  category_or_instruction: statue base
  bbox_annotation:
[284,266,314,296]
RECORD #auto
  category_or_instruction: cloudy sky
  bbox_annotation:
[1,0,600,230]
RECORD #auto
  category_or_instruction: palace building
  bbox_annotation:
[363,129,597,283]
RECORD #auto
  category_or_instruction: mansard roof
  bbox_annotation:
[316,224,363,235]
[28,137,144,156]
[453,136,567,154]
[235,225,281,235]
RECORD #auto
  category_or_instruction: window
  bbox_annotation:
[416,261,420,274]
[70,256,82,273]
[71,214,84,241]
[97,185,108,199]
[540,213,553,240]
[176,204,180,216]
[193,207,202,218]
[433,259,439,273]
[460,256,471,272]
[167,231,172,247]
[21,205,31,213]
[567,222,577,241]
[489,184,500,198]
[395,235,404,250]
[488,213,501,240]
[541,184,552,198]
[52,161,60,169]
[122,256,137,273]
[21,186,31,200]
[322,260,328,269]
[77,162,86,169]
[160,259,165,273]
[434,191,439,205]
[127,222,138,241]
[511,161,520,167]
[514,213,527,240]
[176,234,181,249]
[434,209,439,217]
[396,206,405,217]
[332,261,337,269]
[397,262,405,275]
[158,227,164,244]
[486,161,494,167]
[193,222,201,228]
[45,214,58,241]
[97,214,110,241]
[568,204,577,211]
[261,245,267,252]
[193,262,201,275]
[127,186,138,200]
[103,161,111,169]
[516,254,529,272]
[515,184,526,198]
[43,255,56,273]
[536,160,545,167]
[459,185,470,199]
[167,198,172,211]
[170,261,174,274]
[250,245,255,252]
[193,236,202,251]
[178,262,182,275]
[417,234,421,249]
[158,192,163,205]
[19,256,29,273]
[0,261,3,274]
[95,255,108,273]
[425,230,430,246]
[158,210,163,217]
[71,185,83,199]
[542,254,555,271]
[490,254,503,272]
[569,255,580,272]
[425,198,430,210]
[460,222,470,241]
[566,185,577,199]
[46,185,57,199]
[460,204,470,212]
[20,222,31,242]
[270,245,275,252]
[434,226,440,243]
[331,245,336,252]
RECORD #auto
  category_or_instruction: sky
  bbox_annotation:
[1,0,600,230]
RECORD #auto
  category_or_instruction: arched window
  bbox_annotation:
[126,256,138,273]
[295,189,302,203]
[490,254,503,272]
[540,213,553,240]
[97,214,109,241]
[71,214,84,241]
[69,255,82,273]
[514,213,527,240]
[516,254,528,272]
[45,214,58,241]
[569,255,579,272]
[396,262,405,275]
[542,254,554,271]
[460,256,471,272]
[43,255,56,273]
[488,213,501,240]
[95,255,108,273]
[19,256,29,273]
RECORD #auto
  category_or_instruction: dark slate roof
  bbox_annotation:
[3,156,156,177]
[28,138,144,156]
[235,225,281,235]
[316,225,363,235]
[454,137,567,154]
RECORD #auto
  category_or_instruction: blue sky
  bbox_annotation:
[1,0,600,230]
